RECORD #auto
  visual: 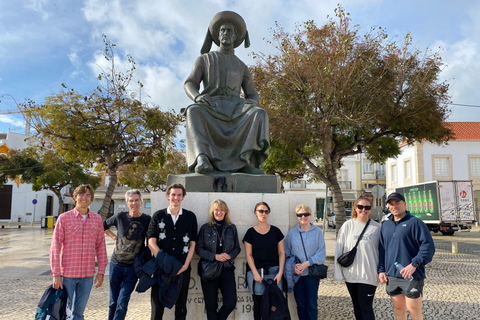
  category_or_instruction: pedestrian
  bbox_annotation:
[284,204,326,320]
[103,189,151,320]
[334,196,381,320]
[243,202,285,320]
[50,184,108,320]
[378,192,435,320]
[196,199,241,320]
[147,183,198,320]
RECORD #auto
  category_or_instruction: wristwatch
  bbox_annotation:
[411,261,419,268]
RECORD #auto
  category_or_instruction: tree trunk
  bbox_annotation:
[53,189,64,216]
[99,167,118,220]
[330,179,346,236]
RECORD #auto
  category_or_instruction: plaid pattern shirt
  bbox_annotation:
[50,208,108,278]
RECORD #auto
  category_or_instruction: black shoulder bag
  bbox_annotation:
[299,231,328,279]
[336,219,371,268]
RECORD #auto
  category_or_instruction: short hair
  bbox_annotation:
[125,189,142,202]
[254,201,271,213]
[295,204,312,215]
[166,183,186,197]
[352,196,373,219]
[207,199,231,225]
[73,184,95,199]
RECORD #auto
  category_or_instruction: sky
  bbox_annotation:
[1,0,480,137]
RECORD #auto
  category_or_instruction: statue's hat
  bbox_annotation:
[201,11,250,54]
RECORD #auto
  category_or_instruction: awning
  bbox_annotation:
[63,196,75,204]
[342,193,358,201]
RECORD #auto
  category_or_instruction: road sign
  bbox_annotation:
[32,199,38,205]
[371,185,386,198]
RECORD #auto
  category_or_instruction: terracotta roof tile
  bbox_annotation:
[444,122,480,141]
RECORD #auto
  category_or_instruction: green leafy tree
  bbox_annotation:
[118,149,188,192]
[262,140,307,191]
[252,6,452,231]
[0,148,100,215]
[22,36,179,219]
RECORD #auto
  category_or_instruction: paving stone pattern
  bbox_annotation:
[1,223,480,319]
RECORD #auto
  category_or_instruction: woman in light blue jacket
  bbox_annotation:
[284,204,326,320]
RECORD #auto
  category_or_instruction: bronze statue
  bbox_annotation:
[183,11,269,174]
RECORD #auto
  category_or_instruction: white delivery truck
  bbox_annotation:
[395,181,475,235]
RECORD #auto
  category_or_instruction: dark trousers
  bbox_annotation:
[345,282,377,320]
[253,294,263,320]
[108,262,137,320]
[151,268,191,320]
[293,275,320,320]
[200,268,237,320]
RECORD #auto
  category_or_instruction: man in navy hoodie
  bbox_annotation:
[378,192,435,320]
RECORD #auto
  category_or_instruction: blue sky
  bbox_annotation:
[1,0,480,135]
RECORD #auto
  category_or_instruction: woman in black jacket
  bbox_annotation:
[196,199,241,320]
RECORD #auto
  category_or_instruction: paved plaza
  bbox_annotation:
[1,222,480,319]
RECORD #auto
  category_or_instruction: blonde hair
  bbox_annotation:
[207,199,232,225]
[295,204,312,215]
[352,196,373,219]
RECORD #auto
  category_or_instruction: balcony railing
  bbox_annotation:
[289,180,307,189]
[338,180,352,189]
[376,170,386,179]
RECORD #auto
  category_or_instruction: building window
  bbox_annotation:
[434,157,449,177]
[364,160,373,173]
[471,157,480,176]
[391,164,397,181]
[404,160,411,179]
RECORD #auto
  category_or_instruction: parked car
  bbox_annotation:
[328,208,352,228]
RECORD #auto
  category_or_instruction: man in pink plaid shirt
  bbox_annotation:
[50,184,108,320]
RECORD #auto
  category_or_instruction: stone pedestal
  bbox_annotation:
[151,191,317,320]
[167,173,281,193]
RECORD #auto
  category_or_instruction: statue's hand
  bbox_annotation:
[195,94,215,108]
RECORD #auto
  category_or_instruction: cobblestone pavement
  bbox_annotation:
[1,222,480,319]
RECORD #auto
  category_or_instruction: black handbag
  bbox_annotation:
[337,219,371,268]
[299,231,328,279]
[198,259,223,281]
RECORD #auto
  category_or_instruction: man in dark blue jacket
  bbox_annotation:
[378,192,435,320]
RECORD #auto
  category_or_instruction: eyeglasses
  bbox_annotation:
[357,205,371,210]
[296,213,311,218]
[77,193,92,199]
[256,209,270,214]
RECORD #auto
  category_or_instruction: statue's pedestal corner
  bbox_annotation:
[167,173,281,193]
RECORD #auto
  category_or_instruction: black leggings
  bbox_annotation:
[253,294,263,320]
[345,282,377,320]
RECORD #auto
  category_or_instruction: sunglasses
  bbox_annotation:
[77,193,92,199]
[296,213,311,218]
[357,205,372,210]
[256,209,270,214]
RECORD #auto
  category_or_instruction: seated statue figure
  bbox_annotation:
[183,11,269,174]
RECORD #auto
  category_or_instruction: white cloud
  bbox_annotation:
[436,3,480,121]
[24,0,51,20]
[0,115,25,128]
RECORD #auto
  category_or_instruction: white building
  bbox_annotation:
[0,131,62,222]
[386,122,480,219]
[283,154,386,220]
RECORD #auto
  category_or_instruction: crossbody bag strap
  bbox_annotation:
[351,219,371,251]
[298,231,309,261]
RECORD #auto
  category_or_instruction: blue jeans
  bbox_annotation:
[62,276,94,320]
[294,275,320,320]
[109,262,138,320]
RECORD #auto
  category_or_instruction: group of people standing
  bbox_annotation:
[334,192,435,320]
[49,183,434,320]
